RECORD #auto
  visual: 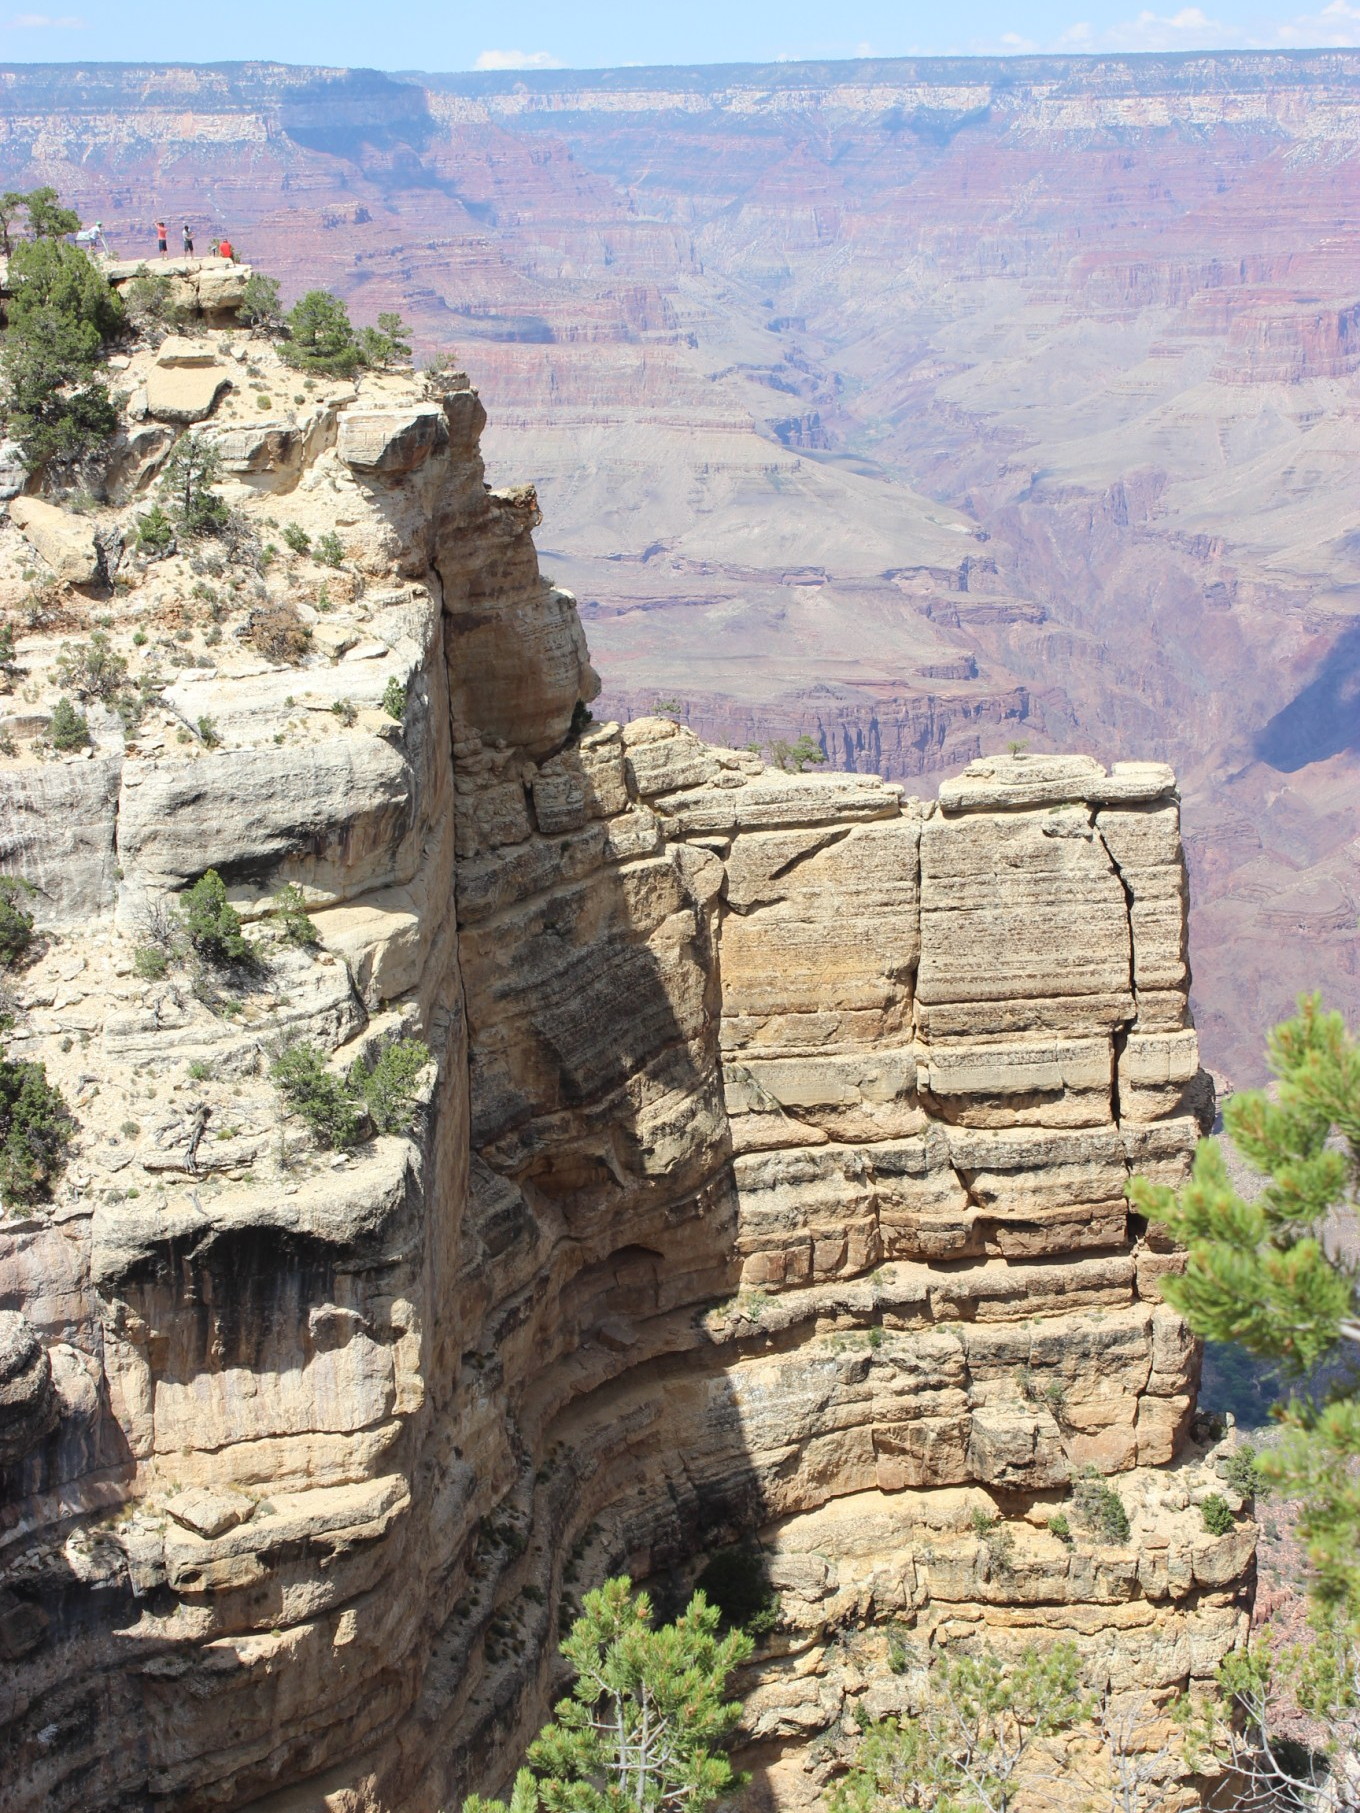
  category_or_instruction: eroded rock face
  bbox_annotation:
[0,301,1248,1813]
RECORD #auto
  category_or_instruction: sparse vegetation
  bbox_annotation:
[351,1038,431,1135]
[177,869,253,968]
[0,1041,74,1206]
[314,530,345,569]
[693,1545,780,1636]
[272,882,319,948]
[1224,1442,1269,1499]
[270,1034,430,1148]
[270,1042,362,1149]
[766,733,826,773]
[48,697,89,751]
[1070,1469,1130,1544]
[133,946,168,980]
[382,676,406,720]
[160,433,229,538]
[237,271,284,336]
[0,877,35,966]
[196,715,221,749]
[135,504,175,557]
[282,290,363,377]
[1,225,125,473]
[330,697,358,727]
[282,522,311,556]
[247,599,311,664]
[1049,1511,1072,1544]
[55,629,127,701]
[1201,1494,1236,1536]
[463,1577,752,1813]
[358,311,412,370]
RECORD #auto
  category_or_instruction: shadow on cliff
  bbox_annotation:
[1254,620,1360,771]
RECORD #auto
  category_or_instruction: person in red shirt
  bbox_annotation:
[155,219,167,256]
[217,237,233,262]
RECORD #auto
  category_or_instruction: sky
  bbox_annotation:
[1,0,1359,69]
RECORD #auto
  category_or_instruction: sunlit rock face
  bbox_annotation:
[0,284,1248,1813]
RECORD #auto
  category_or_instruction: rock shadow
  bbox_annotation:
[1254,620,1360,771]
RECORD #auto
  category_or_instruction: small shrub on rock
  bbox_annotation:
[314,530,345,569]
[0,878,36,966]
[133,945,168,980]
[1202,1494,1236,1536]
[270,1041,362,1149]
[178,869,253,968]
[56,629,127,701]
[238,271,284,336]
[1071,1470,1130,1544]
[352,1038,431,1136]
[382,676,406,721]
[247,599,311,664]
[282,522,311,556]
[135,504,175,557]
[48,696,89,751]
[161,433,229,538]
[0,1044,74,1205]
[282,291,362,377]
[272,882,319,948]
[693,1544,779,1636]
[1224,1443,1269,1500]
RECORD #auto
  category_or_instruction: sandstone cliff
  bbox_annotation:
[0,276,1252,1813]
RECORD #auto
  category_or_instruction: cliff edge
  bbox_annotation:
[0,271,1252,1813]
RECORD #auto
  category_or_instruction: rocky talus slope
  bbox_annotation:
[0,281,1252,1812]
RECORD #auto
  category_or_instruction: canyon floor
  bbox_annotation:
[0,51,1355,1077]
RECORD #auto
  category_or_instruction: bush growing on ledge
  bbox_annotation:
[270,1041,362,1149]
[0,877,35,966]
[177,869,253,968]
[247,599,311,664]
[1070,1469,1130,1544]
[1201,1494,1236,1536]
[272,882,319,948]
[382,676,406,721]
[238,271,284,336]
[48,697,89,751]
[314,530,345,569]
[693,1545,780,1636]
[160,433,229,538]
[0,1042,74,1206]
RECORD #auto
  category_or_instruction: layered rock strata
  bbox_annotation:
[0,290,1249,1813]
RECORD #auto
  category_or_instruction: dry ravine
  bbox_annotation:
[0,267,1254,1813]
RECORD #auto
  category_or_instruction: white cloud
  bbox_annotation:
[1101,7,1229,49]
[1262,0,1360,44]
[3,11,86,24]
[986,0,1360,55]
[473,49,562,71]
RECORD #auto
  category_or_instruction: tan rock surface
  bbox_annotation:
[0,285,1246,1813]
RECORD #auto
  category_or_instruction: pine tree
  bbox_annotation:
[1128,994,1360,1622]
[464,1578,753,1813]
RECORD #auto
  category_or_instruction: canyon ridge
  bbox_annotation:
[0,51,1355,1079]
[0,264,1254,1812]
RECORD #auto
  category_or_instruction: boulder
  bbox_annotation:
[9,496,102,585]
[0,1312,58,1468]
[338,405,449,475]
[146,337,232,423]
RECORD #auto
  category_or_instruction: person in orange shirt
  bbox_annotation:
[155,219,167,256]
[217,237,234,262]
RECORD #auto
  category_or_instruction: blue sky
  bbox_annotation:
[1,0,1357,69]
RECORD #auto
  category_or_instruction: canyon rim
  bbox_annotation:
[0,52,1356,1078]
[0,264,1256,1812]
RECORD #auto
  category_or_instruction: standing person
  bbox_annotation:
[155,219,167,257]
[217,235,234,262]
[182,222,194,256]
